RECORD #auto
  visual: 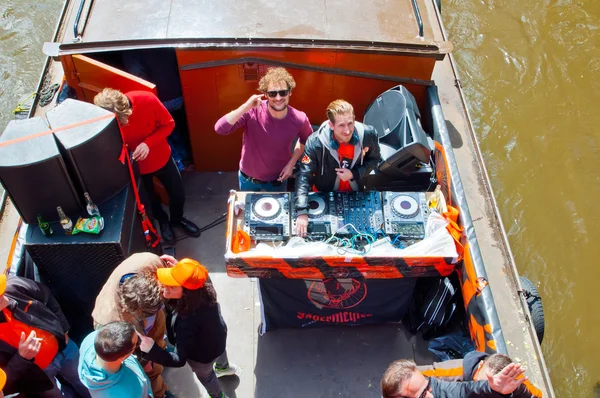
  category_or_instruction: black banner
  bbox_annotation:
[259,277,416,332]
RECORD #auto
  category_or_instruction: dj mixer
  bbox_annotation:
[244,191,429,242]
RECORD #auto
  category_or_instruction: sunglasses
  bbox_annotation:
[418,377,431,398]
[265,89,290,98]
[392,377,431,398]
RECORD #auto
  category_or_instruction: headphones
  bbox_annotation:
[330,128,359,149]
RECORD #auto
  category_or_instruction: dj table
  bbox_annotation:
[226,191,458,280]
[226,191,460,331]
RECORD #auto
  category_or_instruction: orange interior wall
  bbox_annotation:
[176,49,434,172]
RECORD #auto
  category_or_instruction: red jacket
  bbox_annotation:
[122,91,174,174]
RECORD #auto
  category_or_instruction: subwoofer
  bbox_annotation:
[46,99,130,205]
[24,182,146,343]
[0,117,83,224]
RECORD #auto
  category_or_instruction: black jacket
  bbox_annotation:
[1,276,70,351]
[295,121,381,215]
[145,302,227,365]
[0,340,53,395]
[431,378,510,397]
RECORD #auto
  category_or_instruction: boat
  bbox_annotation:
[0,0,554,396]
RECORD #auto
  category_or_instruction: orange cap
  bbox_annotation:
[157,258,208,290]
[0,367,6,390]
[0,274,6,296]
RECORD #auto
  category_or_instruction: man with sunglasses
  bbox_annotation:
[381,359,527,398]
[215,67,313,191]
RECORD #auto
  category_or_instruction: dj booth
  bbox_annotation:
[225,190,460,332]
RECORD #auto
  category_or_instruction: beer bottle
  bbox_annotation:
[37,214,53,236]
[57,206,73,235]
[84,192,104,230]
[84,192,100,217]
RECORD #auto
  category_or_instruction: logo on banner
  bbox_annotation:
[308,278,367,309]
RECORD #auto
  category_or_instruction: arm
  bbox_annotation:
[294,137,320,216]
[279,115,313,181]
[351,126,381,183]
[143,96,175,149]
[3,352,53,394]
[214,94,263,136]
[143,340,187,368]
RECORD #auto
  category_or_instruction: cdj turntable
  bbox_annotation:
[382,192,429,238]
[334,191,384,234]
[244,193,291,241]
[291,192,338,236]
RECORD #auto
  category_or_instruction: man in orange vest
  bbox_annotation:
[0,274,90,397]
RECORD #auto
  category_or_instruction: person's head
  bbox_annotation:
[118,271,163,320]
[156,259,216,314]
[94,321,138,364]
[381,359,433,398]
[94,88,132,125]
[477,353,513,381]
[0,274,9,311]
[326,100,356,144]
[258,67,296,112]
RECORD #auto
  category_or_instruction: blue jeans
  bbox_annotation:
[42,339,90,398]
[238,170,287,192]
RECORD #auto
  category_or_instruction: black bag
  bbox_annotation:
[408,277,458,337]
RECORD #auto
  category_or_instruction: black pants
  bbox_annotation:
[141,157,185,223]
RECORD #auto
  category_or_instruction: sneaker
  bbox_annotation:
[214,363,241,378]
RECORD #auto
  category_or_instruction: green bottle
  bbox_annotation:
[37,214,53,236]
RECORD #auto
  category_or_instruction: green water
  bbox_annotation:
[1,0,599,396]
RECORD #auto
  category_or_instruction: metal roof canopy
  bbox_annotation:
[49,0,451,55]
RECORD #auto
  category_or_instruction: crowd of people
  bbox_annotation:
[0,66,542,397]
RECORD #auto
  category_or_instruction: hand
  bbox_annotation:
[488,363,526,394]
[278,163,295,181]
[132,142,150,161]
[335,168,354,182]
[143,361,154,372]
[244,94,264,111]
[136,331,155,353]
[159,254,178,267]
[18,331,41,360]
[296,214,309,237]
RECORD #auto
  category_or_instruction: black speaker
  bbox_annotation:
[0,117,83,224]
[24,183,146,343]
[46,99,130,205]
[364,86,433,177]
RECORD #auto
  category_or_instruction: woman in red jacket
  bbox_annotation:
[94,88,200,244]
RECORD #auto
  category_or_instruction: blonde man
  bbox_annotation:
[294,100,381,236]
[214,67,313,191]
[94,88,199,244]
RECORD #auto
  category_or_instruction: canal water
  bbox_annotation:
[1,0,598,396]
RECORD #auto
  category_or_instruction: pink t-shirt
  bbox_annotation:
[215,101,312,181]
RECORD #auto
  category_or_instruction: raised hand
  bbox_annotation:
[160,254,178,267]
[244,94,264,110]
[488,363,527,394]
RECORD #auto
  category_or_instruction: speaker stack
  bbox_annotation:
[0,99,146,343]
